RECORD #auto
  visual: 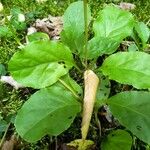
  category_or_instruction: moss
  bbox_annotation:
[132,0,150,25]
[0,39,17,64]
[1,0,73,16]
[0,83,23,116]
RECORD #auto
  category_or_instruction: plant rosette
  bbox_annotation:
[8,1,150,149]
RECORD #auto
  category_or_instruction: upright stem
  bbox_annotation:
[58,79,81,102]
[0,123,11,148]
[94,111,101,137]
[83,0,88,68]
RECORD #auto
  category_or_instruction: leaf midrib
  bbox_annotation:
[11,60,72,72]
[104,66,150,79]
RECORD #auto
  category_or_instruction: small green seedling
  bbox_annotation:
[0,7,26,46]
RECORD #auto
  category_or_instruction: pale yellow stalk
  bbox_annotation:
[81,70,99,140]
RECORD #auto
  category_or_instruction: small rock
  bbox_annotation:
[119,2,136,10]
[27,26,37,35]
[27,15,63,40]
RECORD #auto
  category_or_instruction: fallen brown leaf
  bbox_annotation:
[28,15,63,40]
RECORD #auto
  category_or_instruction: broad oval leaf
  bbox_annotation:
[9,41,75,89]
[15,83,81,142]
[61,1,91,53]
[26,32,49,43]
[134,22,150,45]
[101,52,150,89]
[93,5,135,41]
[101,129,132,150]
[86,5,135,59]
[108,91,150,144]
[86,37,120,59]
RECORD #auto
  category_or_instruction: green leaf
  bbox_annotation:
[86,5,135,59]
[0,26,13,38]
[61,1,91,53]
[9,41,75,89]
[85,37,120,59]
[93,5,135,41]
[0,64,6,76]
[11,20,26,31]
[134,22,150,46]
[26,32,49,43]
[108,91,150,144]
[15,83,81,142]
[128,43,139,52]
[11,7,22,16]
[101,52,150,89]
[10,7,26,30]
[101,129,132,150]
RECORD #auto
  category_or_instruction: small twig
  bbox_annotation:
[146,20,150,26]
[94,112,101,137]
[74,64,82,73]
[0,123,11,148]
[55,136,57,150]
